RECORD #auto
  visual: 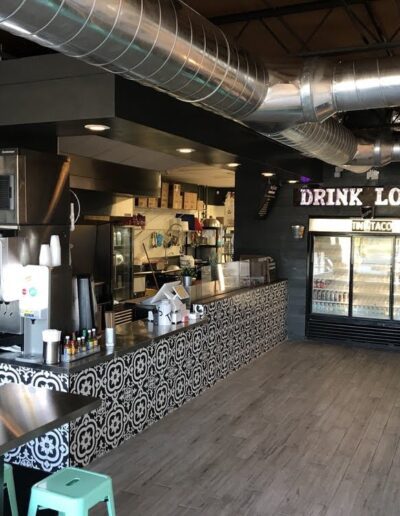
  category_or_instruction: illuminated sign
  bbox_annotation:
[351,219,393,233]
[293,187,400,207]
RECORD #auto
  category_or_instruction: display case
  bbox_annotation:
[311,236,351,316]
[394,239,400,320]
[307,218,400,347]
[352,236,392,319]
[222,230,234,262]
[112,225,133,302]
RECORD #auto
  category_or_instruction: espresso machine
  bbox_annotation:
[0,237,24,346]
[0,148,72,359]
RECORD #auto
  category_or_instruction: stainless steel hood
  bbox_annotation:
[68,154,161,197]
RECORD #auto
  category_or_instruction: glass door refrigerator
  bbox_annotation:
[112,225,133,303]
[307,218,400,347]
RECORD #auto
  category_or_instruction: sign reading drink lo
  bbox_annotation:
[293,187,400,207]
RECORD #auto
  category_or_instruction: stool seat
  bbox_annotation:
[4,464,18,516]
[27,467,115,516]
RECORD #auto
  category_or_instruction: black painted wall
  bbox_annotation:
[235,164,400,339]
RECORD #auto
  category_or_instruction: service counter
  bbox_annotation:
[0,280,287,472]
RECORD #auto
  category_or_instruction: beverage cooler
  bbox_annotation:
[71,222,133,305]
[306,218,400,347]
[112,225,133,302]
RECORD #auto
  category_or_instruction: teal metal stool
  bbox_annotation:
[4,463,18,516]
[27,467,116,516]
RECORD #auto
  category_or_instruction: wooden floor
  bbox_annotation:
[90,340,400,516]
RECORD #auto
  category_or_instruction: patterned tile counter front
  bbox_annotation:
[0,281,287,472]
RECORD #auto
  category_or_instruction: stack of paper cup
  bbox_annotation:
[39,244,51,267]
[50,235,61,267]
[38,235,62,267]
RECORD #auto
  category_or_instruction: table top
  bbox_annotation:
[0,383,100,455]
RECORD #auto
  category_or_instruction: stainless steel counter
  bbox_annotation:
[0,318,206,374]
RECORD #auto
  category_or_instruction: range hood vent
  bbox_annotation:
[68,155,161,197]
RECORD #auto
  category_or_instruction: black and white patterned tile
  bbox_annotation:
[0,282,288,471]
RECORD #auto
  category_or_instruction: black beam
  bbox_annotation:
[210,0,368,25]
[298,39,400,57]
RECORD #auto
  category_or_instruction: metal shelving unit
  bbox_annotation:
[185,227,223,263]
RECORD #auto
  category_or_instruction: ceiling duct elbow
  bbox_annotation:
[268,119,359,167]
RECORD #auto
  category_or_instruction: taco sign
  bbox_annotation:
[293,187,400,207]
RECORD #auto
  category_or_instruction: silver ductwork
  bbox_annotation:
[1,0,400,173]
[0,0,267,119]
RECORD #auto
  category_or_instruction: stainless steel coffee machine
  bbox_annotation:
[0,148,71,359]
[0,237,24,340]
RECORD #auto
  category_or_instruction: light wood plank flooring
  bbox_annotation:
[90,340,400,515]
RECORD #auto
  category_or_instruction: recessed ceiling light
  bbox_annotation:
[262,172,274,177]
[288,179,298,184]
[84,124,110,132]
[227,162,240,168]
[176,148,195,154]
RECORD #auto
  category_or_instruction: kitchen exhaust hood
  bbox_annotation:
[68,154,161,198]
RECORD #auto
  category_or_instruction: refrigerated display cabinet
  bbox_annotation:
[112,225,133,302]
[307,218,400,347]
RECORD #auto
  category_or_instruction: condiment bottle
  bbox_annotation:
[92,328,98,347]
[63,336,70,358]
[88,329,93,349]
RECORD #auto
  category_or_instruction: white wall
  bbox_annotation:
[132,207,196,263]
[106,198,229,264]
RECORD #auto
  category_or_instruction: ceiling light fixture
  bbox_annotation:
[261,172,274,177]
[84,124,111,132]
[176,147,195,154]
[227,162,240,168]
[288,180,298,184]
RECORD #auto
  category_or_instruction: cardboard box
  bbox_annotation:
[160,183,169,208]
[183,192,198,210]
[172,195,182,210]
[170,184,182,209]
[137,197,148,208]
[147,197,158,208]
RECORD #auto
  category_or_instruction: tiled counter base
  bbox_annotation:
[0,281,287,471]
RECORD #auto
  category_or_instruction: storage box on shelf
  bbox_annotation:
[137,197,148,208]
[170,184,182,210]
[183,192,198,210]
[147,197,158,208]
[160,183,169,208]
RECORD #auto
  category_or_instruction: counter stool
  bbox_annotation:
[4,463,18,516]
[27,467,116,516]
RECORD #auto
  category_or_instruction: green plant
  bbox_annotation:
[181,266,197,278]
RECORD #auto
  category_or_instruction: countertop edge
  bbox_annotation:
[191,279,288,305]
[0,318,208,374]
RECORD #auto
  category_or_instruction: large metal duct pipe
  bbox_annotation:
[0,0,267,119]
[1,0,400,173]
